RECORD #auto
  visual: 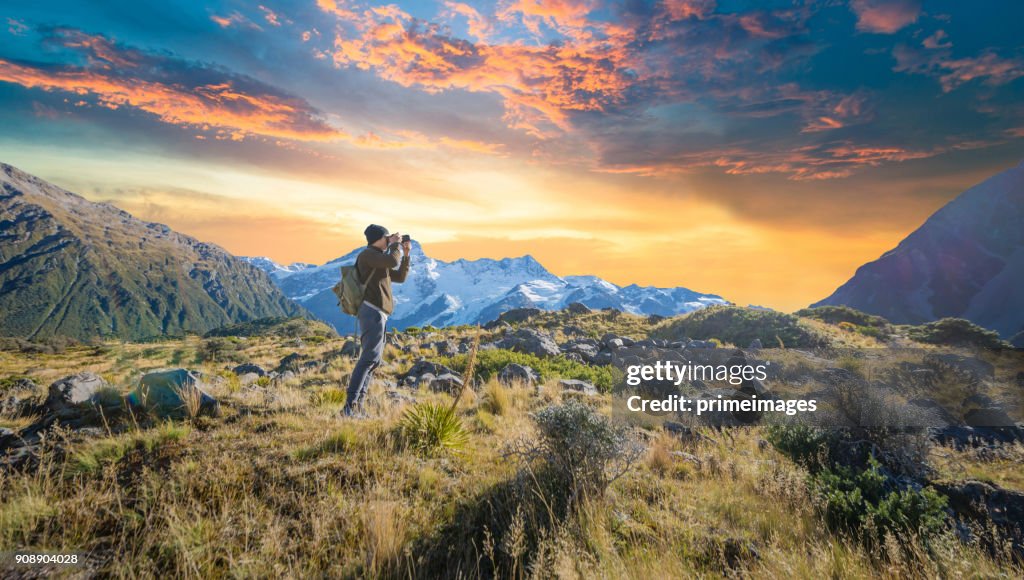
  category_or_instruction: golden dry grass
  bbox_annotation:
[0,328,1020,578]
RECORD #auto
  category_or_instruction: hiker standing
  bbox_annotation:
[342,224,411,417]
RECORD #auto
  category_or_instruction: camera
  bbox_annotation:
[401,234,410,242]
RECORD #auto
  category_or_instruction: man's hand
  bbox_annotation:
[386,233,401,246]
[401,240,411,255]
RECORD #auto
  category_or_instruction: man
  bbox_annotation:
[342,224,411,417]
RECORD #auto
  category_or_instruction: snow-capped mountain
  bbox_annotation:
[244,241,728,333]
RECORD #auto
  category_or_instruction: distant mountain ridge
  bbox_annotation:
[0,163,304,340]
[245,242,728,333]
[814,160,1024,342]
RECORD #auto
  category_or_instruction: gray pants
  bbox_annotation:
[344,302,387,412]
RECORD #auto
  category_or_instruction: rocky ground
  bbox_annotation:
[1,305,1022,577]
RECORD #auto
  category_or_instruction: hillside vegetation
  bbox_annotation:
[1,309,1021,577]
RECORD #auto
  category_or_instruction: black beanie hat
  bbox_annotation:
[364,224,389,245]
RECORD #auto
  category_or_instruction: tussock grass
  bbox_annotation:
[0,322,1020,577]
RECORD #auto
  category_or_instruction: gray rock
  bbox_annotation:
[495,328,561,357]
[562,324,587,336]
[748,338,763,350]
[128,369,219,419]
[238,372,262,386]
[687,340,716,349]
[400,359,460,386]
[498,363,540,387]
[232,363,267,377]
[431,373,465,394]
[558,379,597,395]
[46,372,107,414]
[565,302,592,315]
[494,307,543,325]
[276,352,311,374]
[386,390,417,405]
[964,407,1016,427]
[415,372,437,389]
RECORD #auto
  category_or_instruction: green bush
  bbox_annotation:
[529,400,636,500]
[796,306,892,339]
[652,306,828,348]
[441,348,614,393]
[399,402,469,456]
[203,316,336,339]
[814,457,948,544]
[906,318,1008,349]
[765,424,833,474]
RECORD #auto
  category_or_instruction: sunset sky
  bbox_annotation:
[1,0,1022,311]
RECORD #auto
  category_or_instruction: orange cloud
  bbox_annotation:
[0,58,343,142]
[850,0,920,34]
[324,1,639,138]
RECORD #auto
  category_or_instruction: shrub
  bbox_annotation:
[652,306,828,348]
[796,306,893,339]
[765,424,833,474]
[814,457,948,545]
[526,400,638,500]
[399,402,469,456]
[203,316,336,339]
[195,337,242,363]
[906,318,1008,349]
[441,348,614,392]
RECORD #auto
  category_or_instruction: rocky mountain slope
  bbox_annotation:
[245,241,728,333]
[0,163,304,340]
[814,161,1024,342]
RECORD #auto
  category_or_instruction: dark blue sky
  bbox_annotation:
[1,1,1022,309]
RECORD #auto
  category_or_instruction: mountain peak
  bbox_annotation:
[0,163,304,340]
[261,239,728,332]
[815,161,1024,339]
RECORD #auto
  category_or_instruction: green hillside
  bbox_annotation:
[0,163,305,341]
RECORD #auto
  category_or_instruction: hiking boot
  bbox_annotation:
[340,407,369,420]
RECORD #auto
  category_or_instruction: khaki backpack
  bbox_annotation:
[332,264,372,316]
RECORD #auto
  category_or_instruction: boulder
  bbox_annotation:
[386,390,417,405]
[128,369,219,419]
[414,373,438,389]
[935,480,1024,558]
[431,373,465,394]
[232,363,267,377]
[400,359,460,387]
[561,340,600,362]
[748,338,763,350]
[558,379,597,396]
[687,340,716,349]
[498,363,540,387]
[562,325,587,336]
[494,307,543,325]
[565,302,592,315]
[238,373,262,386]
[45,372,107,415]
[483,319,512,331]
[323,340,360,362]
[276,352,309,374]
[494,328,561,358]
[964,407,1016,428]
